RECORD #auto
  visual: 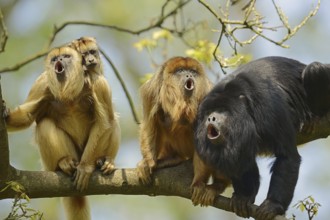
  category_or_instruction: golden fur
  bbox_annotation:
[137,57,212,184]
[4,44,120,220]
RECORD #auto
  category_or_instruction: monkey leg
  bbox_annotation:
[35,118,79,174]
[191,153,229,207]
[74,119,120,191]
[191,153,213,206]
[96,120,120,175]
[36,119,90,220]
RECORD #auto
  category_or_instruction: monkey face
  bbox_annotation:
[154,57,212,124]
[175,69,196,97]
[45,46,85,101]
[70,37,101,72]
[204,112,227,145]
[50,53,74,82]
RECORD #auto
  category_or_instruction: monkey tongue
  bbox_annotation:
[55,61,65,75]
[185,78,195,91]
[207,124,220,140]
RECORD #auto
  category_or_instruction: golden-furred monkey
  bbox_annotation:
[4,46,119,220]
[137,57,213,184]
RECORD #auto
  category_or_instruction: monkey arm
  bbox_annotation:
[5,73,47,131]
[93,76,114,121]
[5,98,42,131]
[74,121,106,191]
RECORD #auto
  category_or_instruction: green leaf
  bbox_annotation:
[299,203,305,212]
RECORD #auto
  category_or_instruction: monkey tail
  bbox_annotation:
[62,196,90,220]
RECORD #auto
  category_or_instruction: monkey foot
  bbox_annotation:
[191,184,217,207]
[58,156,77,176]
[136,159,153,185]
[99,158,116,175]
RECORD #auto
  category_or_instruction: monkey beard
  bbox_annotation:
[159,79,199,129]
[47,60,85,102]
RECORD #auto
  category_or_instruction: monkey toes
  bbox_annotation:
[74,164,95,191]
[58,156,78,176]
[96,157,116,174]
[191,184,218,207]
[136,159,154,185]
[256,199,285,220]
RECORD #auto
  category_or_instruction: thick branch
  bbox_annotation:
[0,161,286,220]
[0,76,9,178]
[0,8,8,53]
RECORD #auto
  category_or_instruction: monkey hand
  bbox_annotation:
[191,182,218,207]
[73,163,95,191]
[255,199,285,220]
[96,156,116,175]
[230,193,253,218]
[2,100,10,119]
[58,156,78,176]
[136,159,155,185]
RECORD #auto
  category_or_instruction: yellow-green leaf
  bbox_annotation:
[134,39,157,52]
[152,30,173,41]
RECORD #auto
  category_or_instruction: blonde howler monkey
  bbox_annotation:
[6,36,120,174]
[4,46,119,220]
[137,57,213,184]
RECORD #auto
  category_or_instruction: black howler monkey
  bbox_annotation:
[194,56,312,220]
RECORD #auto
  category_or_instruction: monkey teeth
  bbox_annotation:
[185,78,195,91]
[207,124,220,140]
[55,61,65,74]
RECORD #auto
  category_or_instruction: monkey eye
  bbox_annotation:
[89,50,96,55]
[51,56,57,62]
[64,54,71,58]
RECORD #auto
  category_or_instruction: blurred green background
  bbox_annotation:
[0,0,329,219]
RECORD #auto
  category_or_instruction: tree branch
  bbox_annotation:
[0,77,9,178]
[0,8,8,53]
[0,160,286,220]
[99,48,140,124]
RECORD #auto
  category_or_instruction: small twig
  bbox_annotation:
[0,8,8,53]
[0,51,47,74]
[47,0,192,47]
[99,48,140,124]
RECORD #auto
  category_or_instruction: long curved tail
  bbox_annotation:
[62,196,90,220]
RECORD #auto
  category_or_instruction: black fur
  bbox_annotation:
[302,61,330,117]
[194,56,311,219]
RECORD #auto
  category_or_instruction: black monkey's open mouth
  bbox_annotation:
[185,78,195,91]
[207,124,220,140]
[55,61,65,75]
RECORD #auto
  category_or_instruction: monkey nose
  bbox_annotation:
[184,78,195,91]
[55,61,65,74]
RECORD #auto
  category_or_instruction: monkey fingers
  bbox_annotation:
[255,199,285,220]
[99,156,116,175]
[191,184,205,206]
[230,194,252,218]
[58,156,78,176]
[136,159,152,185]
[73,164,95,191]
